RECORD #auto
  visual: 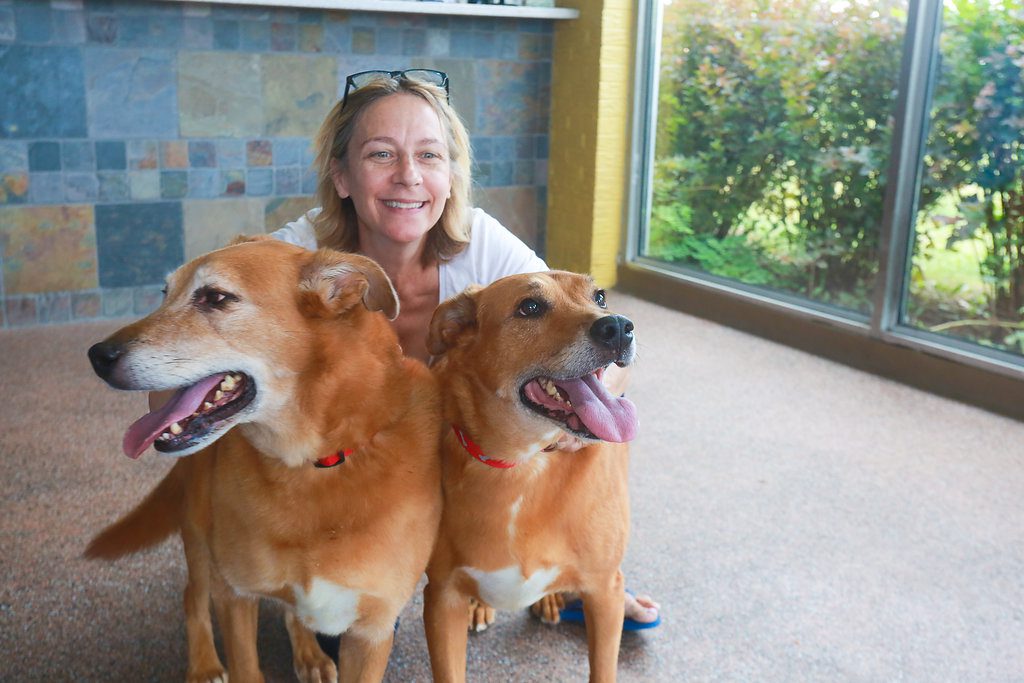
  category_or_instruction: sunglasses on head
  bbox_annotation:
[341,69,450,109]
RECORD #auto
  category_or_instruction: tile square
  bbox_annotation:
[95,140,126,170]
[85,15,117,44]
[95,201,183,288]
[323,20,349,52]
[85,49,177,138]
[402,28,426,56]
[262,54,335,137]
[0,141,28,171]
[14,2,51,43]
[71,291,101,319]
[28,172,62,203]
[97,171,128,202]
[101,287,133,317]
[216,139,245,169]
[213,19,239,49]
[1,172,28,204]
[128,170,159,200]
[352,26,374,54]
[5,296,38,327]
[188,169,218,198]
[247,139,272,166]
[240,19,269,50]
[188,140,217,168]
[61,141,95,171]
[179,52,262,137]
[183,16,212,49]
[271,139,305,167]
[270,21,294,51]
[127,140,158,170]
[133,285,162,315]
[274,167,300,195]
[246,168,272,196]
[64,172,98,201]
[28,141,61,171]
[0,205,97,294]
[51,8,86,44]
[37,292,71,324]
[298,23,322,52]
[160,170,187,199]
[160,140,189,169]
[221,169,245,196]
[183,197,264,259]
[376,28,401,55]
[301,168,317,195]
[0,9,14,43]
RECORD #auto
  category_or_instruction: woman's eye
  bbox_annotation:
[369,150,392,159]
[594,289,607,308]
[516,298,545,317]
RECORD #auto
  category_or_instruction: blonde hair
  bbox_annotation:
[311,74,473,265]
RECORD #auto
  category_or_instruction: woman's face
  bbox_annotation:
[334,92,453,250]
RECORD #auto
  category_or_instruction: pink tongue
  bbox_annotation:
[121,374,226,459]
[556,373,638,443]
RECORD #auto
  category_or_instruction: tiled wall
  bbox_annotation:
[0,0,553,328]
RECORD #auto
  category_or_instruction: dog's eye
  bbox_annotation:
[594,289,607,308]
[193,286,238,310]
[516,298,545,318]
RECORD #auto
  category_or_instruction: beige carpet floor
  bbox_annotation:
[1,291,1022,682]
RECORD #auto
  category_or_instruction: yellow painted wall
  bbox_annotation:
[546,0,636,287]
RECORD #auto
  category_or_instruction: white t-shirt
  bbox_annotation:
[271,207,549,302]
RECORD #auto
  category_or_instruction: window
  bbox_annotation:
[632,0,1024,371]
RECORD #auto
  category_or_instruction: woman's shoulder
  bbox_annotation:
[269,208,321,250]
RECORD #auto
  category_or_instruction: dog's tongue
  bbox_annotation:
[557,373,638,443]
[121,374,226,459]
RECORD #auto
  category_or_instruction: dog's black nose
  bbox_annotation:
[589,315,634,356]
[88,341,124,379]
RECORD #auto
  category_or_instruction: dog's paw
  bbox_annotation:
[530,593,567,625]
[467,597,496,633]
[186,667,228,683]
[294,658,338,683]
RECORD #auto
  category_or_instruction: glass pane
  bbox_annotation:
[905,0,1024,357]
[646,0,908,315]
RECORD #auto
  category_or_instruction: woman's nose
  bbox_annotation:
[394,156,422,186]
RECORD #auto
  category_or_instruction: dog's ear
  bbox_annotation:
[227,234,273,246]
[427,285,481,356]
[300,249,399,320]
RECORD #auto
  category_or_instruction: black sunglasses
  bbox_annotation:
[341,69,450,109]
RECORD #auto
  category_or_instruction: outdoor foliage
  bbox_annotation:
[650,0,1024,352]
[912,0,1024,350]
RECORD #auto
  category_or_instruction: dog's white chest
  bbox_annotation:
[462,565,561,611]
[292,577,362,635]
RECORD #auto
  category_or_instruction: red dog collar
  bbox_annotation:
[315,448,353,468]
[452,425,516,469]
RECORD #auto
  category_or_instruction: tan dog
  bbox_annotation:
[422,271,639,683]
[84,238,442,683]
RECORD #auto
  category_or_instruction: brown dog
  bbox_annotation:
[422,271,639,683]
[85,238,442,683]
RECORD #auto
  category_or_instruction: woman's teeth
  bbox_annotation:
[383,200,424,209]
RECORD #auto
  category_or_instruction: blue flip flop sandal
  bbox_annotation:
[557,590,661,631]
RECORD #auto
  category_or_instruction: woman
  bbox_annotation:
[274,69,660,630]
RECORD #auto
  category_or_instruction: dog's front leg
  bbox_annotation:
[210,582,263,683]
[181,523,226,683]
[581,570,626,683]
[336,628,394,683]
[284,611,338,683]
[423,578,471,683]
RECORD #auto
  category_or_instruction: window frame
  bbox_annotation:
[625,0,1024,385]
